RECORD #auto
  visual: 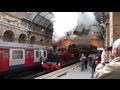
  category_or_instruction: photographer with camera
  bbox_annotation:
[94,39,120,79]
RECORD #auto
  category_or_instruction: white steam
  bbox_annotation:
[53,12,78,42]
[78,12,99,26]
[52,12,99,42]
[76,12,99,32]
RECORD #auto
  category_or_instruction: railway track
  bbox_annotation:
[8,67,46,79]
[19,70,51,79]
[8,60,80,79]
[35,62,80,79]
[22,61,80,79]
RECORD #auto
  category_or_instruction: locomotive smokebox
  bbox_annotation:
[52,43,57,51]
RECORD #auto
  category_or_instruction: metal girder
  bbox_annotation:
[31,12,41,23]
[43,16,53,26]
[38,12,50,26]
[30,12,41,29]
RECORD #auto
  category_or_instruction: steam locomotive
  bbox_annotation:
[41,44,101,70]
[0,40,101,78]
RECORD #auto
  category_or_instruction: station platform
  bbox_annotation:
[56,65,92,79]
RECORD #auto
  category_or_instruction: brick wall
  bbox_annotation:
[5,12,30,20]
[0,12,53,46]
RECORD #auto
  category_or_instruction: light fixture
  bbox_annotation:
[18,20,21,23]
[42,29,44,31]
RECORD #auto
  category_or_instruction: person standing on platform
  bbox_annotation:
[84,55,88,69]
[90,53,97,78]
[88,54,93,67]
[80,53,87,71]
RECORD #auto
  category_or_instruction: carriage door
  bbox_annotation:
[34,50,40,63]
[0,48,9,71]
[25,49,34,67]
[43,50,47,61]
[39,50,43,62]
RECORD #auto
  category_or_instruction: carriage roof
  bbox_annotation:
[0,41,49,50]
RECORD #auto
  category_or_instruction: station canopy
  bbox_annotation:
[31,12,55,30]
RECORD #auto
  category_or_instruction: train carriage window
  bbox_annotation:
[12,50,23,59]
[3,50,9,59]
[36,51,39,58]
[43,50,47,57]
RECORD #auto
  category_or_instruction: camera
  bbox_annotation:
[104,46,112,51]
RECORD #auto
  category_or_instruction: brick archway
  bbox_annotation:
[3,30,15,42]
[30,36,36,44]
[19,33,27,43]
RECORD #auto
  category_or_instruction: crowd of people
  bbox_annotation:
[79,38,120,79]
[45,38,120,79]
[80,52,101,78]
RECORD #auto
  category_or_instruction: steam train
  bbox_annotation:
[41,44,82,70]
[41,44,102,70]
[0,41,80,77]
[0,41,101,78]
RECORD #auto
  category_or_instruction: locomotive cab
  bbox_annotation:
[41,50,61,70]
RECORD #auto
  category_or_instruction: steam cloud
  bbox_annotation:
[52,12,99,42]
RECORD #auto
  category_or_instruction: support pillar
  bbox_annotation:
[105,12,113,61]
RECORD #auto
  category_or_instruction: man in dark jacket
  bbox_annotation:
[91,53,101,78]
[80,53,87,71]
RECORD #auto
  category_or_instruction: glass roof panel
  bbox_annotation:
[44,14,53,20]
[44,20,51,27]
[39,12,49,16]
[33,15,42,23]
[39,12,54,22]
[31,12,55,29]
[38,18,47,26]
[50,18,55,22]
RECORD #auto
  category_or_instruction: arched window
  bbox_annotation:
[3,30,15,42]
[19,34,26,43]
[30,36,36,44]
[40,39,44,45]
